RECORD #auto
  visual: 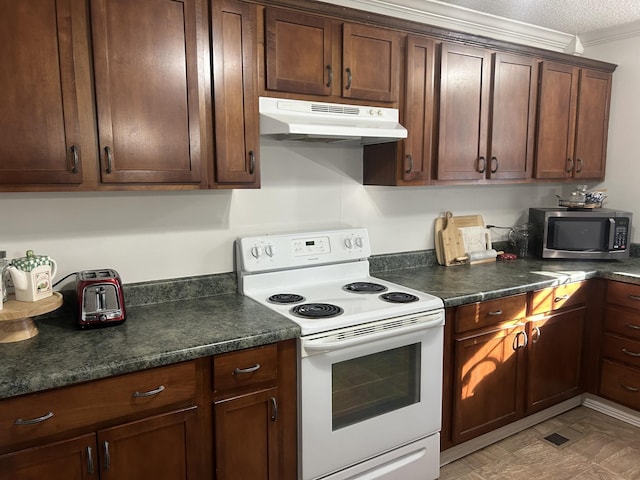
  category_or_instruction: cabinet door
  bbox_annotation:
[574,69,612,179]
[342,24,400,102]
[526,307,585,414]
[214,388,280,480]
[437,44,491,181]
[98,407,199,480]
[452,326,526,444]
[212,0,260,187]
[91,0,204,184]
[264,8,332,96]
[488,53,537,180]
[402,35,436,183]
[0,0,84,185]
[534,62,579,179]
[0,433,97,479]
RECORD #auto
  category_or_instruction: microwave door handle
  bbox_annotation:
[608,218,616,249]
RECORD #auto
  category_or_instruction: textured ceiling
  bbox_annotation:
[433,0,640,34]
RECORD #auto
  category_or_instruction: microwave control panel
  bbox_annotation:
[613,218,630,249]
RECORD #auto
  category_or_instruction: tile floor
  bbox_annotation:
[439,407,640,479]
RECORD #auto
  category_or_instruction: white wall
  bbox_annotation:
[583,36,640,222]
[2,138,567,283]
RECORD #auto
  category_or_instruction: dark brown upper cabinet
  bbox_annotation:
[0,0,86,186]
[91,0,205,185]
[211,0,260,188]
[535,62,611,180]
[436,44,537,182]
[265,8,333,96]
[264,7,400,103]
[363,35,435,185]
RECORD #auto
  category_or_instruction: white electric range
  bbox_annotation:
[236,228,444,480]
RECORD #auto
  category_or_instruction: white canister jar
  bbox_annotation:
[8,250,58,302]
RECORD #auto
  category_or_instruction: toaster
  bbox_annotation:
[76,269,126,328]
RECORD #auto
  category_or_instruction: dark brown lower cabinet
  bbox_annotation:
[0,407,199,480]
[452,325,526,444]
[0,433,96,480]
[214,388,280,479]
[446,288,587,448]
[526,307,585,414]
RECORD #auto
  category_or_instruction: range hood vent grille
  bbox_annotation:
[310,104,360,116]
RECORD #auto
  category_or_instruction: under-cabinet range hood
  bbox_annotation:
[259,97,407,145]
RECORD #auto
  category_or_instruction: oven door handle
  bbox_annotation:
[302,315,443,353]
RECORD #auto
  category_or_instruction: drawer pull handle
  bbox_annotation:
[270,397,278,421]
[625,323,640,330]
[87,446,95,475]
[104,146,113,174]
[103,441,110,471]
[326,64,333,87]
[405,154,413,174]
[345,67,352,90]
[132,385,165,397]
[554,295,570,302]
[622,348,640,357]
[532,326,541,344]
[14,411,54,425]
[488,310,503,316]
[628,295,640,302]
[621,383,640,393]
[512,331,528,350]
[234,364,261,375]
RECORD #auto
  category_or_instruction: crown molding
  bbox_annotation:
[315,0,575,52]
[580,20,640,47]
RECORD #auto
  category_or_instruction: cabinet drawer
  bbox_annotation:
[600,359,640,411]
[602,334,640,368]
[529,282,587,316]
[604,307,640,340]
[456,294,526,334]
[213,344,278,398]
[0,361,196,449]
[607,281,640,311]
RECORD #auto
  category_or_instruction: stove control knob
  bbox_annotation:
[264,244,275,257]
[355,236,364,248]
[344,238,353,249]
[250,246,263,258]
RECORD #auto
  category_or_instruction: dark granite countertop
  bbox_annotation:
[3,255,640,402]
[375,256,640,307]
[0,292,300,400]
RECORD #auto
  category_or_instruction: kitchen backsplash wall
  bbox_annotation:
[2,139,584,284]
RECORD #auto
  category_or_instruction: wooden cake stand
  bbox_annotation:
[0,292,63,343]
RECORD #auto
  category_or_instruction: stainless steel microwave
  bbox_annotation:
[529,207,633,260]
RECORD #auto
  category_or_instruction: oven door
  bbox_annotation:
[299,311,444,480]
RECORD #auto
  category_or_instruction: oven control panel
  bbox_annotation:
[236,228,370,272]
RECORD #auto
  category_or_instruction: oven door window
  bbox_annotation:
[332,343,420,430]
